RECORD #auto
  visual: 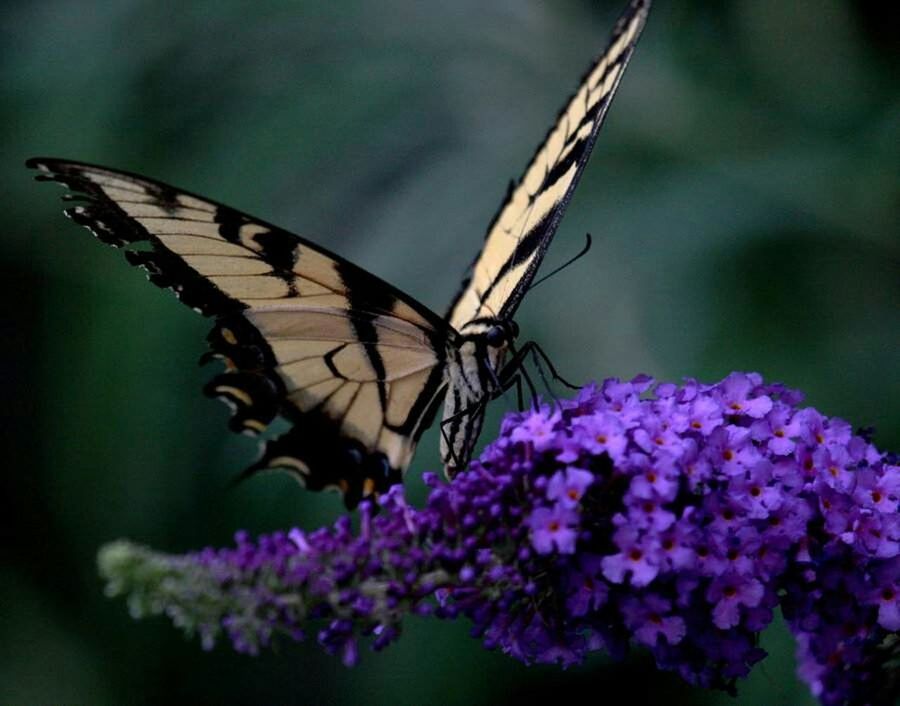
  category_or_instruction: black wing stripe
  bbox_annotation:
[340,261,393,413]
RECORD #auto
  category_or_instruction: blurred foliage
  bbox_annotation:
[1,0,897,704]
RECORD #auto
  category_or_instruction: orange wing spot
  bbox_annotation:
[363,478,376,497]
[221,327,238,345]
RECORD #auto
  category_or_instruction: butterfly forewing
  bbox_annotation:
[27,158,450,506]
[439,0,650,473]
[447,0,650,331]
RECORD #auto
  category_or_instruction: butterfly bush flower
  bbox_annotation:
[99,373,900,705]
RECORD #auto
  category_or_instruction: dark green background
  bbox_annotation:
[2,1,897,704]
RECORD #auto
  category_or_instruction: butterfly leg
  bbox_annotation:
[501,372,532,413]
[509,373,526,411]
[531,349,559,404]
[487,352,536,412]
[517,341,581,390]
[502,342,541,407]
[492,365,527,411]
[518,342,563,408]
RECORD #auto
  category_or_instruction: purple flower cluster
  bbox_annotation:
[100,498,447,665]
[98,373,900,705]
[502,374,900,702]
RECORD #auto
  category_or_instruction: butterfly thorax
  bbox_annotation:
[440,318,518,475]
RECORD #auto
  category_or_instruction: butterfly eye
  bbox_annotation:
[344,446,364,467]
[485,325,507,348]
[367,453,391,480]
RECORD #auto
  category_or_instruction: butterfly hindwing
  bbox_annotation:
[27,158,449,506]
[447,0,650,331]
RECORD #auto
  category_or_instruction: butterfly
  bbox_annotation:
[28,0,650,508]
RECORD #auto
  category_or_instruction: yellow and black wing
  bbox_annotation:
[447,0,650,330]
[28,158,449,507]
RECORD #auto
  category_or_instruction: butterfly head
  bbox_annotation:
[484,320,519,349]
[458,317,519,349]
[455,318,520,387]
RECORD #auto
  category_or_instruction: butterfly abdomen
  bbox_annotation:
[441,334,507,475]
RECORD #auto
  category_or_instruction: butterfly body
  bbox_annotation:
[28,0,650,507]
[440,318,518,474]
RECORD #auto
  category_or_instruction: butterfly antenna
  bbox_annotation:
[528,233,593,292]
